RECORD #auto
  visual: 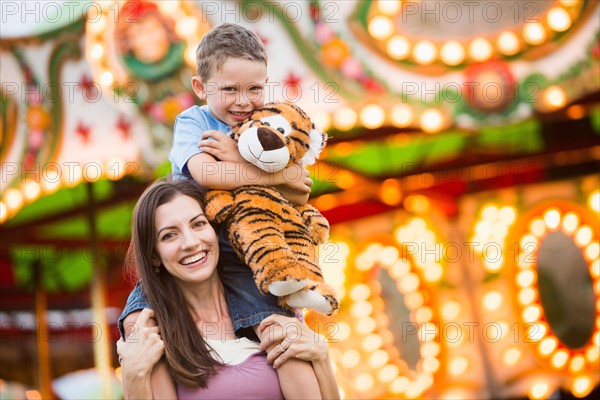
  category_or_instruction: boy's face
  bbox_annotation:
[191,57,268,127]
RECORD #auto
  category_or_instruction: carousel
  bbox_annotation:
[1,1,599,399]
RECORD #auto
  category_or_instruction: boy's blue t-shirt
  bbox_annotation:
[168,105,231,176]
[168,105,233,251]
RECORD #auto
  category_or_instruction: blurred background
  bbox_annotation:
[1,0,599,398]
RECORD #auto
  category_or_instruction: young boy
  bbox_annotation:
[119,23,326,398]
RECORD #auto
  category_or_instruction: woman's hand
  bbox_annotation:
[258,314,328,369]
[117,308,165,377]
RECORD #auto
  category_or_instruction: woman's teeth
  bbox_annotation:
[182,252,206,265]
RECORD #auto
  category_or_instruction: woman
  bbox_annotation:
[116,178,339,399]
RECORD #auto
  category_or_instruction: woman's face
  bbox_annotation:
[154,194,219,286]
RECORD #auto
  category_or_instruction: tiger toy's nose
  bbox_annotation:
[257,127,286,151]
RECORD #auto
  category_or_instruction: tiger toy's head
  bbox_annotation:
[231,101,326,173]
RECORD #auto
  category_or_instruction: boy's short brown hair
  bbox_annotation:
[196,23,267,81]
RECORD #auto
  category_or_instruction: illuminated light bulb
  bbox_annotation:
[523,22,547,45]
[404,194,430,214]
[567,104,586,119]
[422,357,440,373]
[390,104,413,127]
[350,284,371,302]
[449,357,468,375]
[481,204,499,222]
[588,191,600,212]
[341,349,361,368]
[530,218,546,237]
[176,16,198,38]
[379,246,400,266]
[521,234,538,251]
[499,206,516,225]
[355,373,375,392]
[90,43,104,59]
[333,107,357,131]
[421,342,441,358]
[391,376,409,394]
[475,221,493,238]
[413,40,437,65]
[516,270,536,288]
[100,71,113,86]
[562,212,580,233]
[491,222,508,239]
[547,7,572,32]
[405,381,425,398]
[355,317,376,335]
[552,350,570,368]
[360,104,385,129]
[420,108,444,133]
[590,260,600,278]
[594,332,599,347]
[539,337,558,356]
[484,257,503,273]
[585,346,599,362]
[336,170,355,190]
[441,301,461,320]
[518,288,537,305]
[311,110,332,131]
[369,15,394,40]
[483,291,503,311]
[543,86,567,110]
[497,30,521,56]
[469,37,493,62]
[4,188,23,210]
[543,208,561,229]
[528,323,547,342]
[332,321,351,341]
[377,0,401,15]
[585,243,599,261]
[559,0,579,6]
[415,307,433,323]
[0,202,7,223]
[369,349,390,368]
[22,181,41,201]
[157,0,180,14]
[423,264,443,283]
[86,15,106,35]
[574,226,593,247]
[378,364,400,382]
[387,35,411,60]
[530,382,550,399]
[523,305,541,322]
[362,334,383,352]
[351,301,373,318]
[571,376,593,398]
[390,259,411,278]
[569,355,586,373]
[405,292,424,309]
[399,273,420,293]
[440,40,465,66]
[502,347,522,365]
[184,45,197,68]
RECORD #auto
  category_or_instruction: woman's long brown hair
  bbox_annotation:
[128,178,219,388]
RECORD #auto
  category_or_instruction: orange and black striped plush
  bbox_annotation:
[203,102,339,316]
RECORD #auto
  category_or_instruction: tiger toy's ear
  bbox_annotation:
[300,125,327,167]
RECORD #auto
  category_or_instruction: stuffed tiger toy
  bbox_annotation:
[203,102,339,316]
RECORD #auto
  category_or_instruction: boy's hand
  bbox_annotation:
[282,164,312,191]
[199,130,246,163]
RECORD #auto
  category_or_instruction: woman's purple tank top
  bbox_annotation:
[176,351,284,399]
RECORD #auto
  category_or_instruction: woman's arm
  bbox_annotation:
[118,309,177,399]
[259,314,340,400]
